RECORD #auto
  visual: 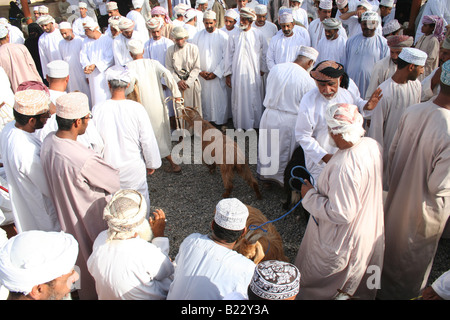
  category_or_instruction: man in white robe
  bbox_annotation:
[72,2,92,38]
[183,8,199,41]
[258,47,317,186]
[113,17,147,67]
[0,18,24,45]
[87,190,174,300]
[0,90,60,233]
[252,4,278,45]
[126,0,150,42]
[338,0,383,38]
[367,48,425,190]
[224,8,268,130]
[80,20,114,107]
[315,18,346,66]
[167,198,255,300]
[92,66,162,216]
[365,34,413,99]
[295,102,384,300]
[344,11,389,99]
[165,26,202,117]
[267,11,311,71]
[195,0,208,31]
[127,39,182,173]
[294,60,382,184]
[192,11,229,126]
[37,15,63,79]
[290,0,309,28]
[377,61,450,300]
[58,22,92,104]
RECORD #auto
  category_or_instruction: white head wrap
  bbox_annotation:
[214,198,249,231]
[398,47,428,66]
[36,15,55,26]
[203,10,216,20]
[146,17,164,30]
[358,0,372,11]
[325,103,365,144]
[47,60,69,78]
[240,7,257,21]
[249,260,300,300]
[118,17,134,31]
[298,45,319,62]
[379,0,394,7]
[39,5,49,13]
[107,1,118,10]
[225,9,239,21]
[0,231,78,295]
[83,17,99,30]
[78,2,87,8]
[0,25,8,38]
[319,0,332,10]
[184,8,197,22]
[0,18,9,25]
[56,92,90,119]
[171,25,189,39]
[128,39,144,55]
[322,18,341,30]
[106,65,132,83]
[132,0,144,9]
[174,3,190,16]
[14,89,50,116]
[255,4,267,15]
[336,0,348,9]
[103,189,151,241]
[59,21,72,30]
[108,15,123,31]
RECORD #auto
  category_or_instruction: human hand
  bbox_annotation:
[225,75,231,88]
[364,87,383,111]
[149,209,166,238]
[322,153,333,163]
[300,179,314,198]
[178,80,188,91]
[147,168,155,175]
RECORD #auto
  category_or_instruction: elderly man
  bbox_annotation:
[365,35,413,99]
[266,11,311,71]
[344,11,389,99]
[0,230,79,300]
[308,0,346,49]
[113,17,147,67]
[315,18,347,66]
[367,48,426,190]
[80,19,114,107]
[72,2,92,38]
[0,25,41,92]
[294,60,382,184]
[87,190,174,300]
[40,92,121,300]
[224,7,268,130]
[258,46,317,186]
[378,60,450,300]
[165,26,202,117]
[0,89,60,233]
[192,10,230,127]
[37,15,63,79]
[92,66,162,214]
[58,22,92,103]
[167,198,256,300]
[126,0,149,42]
[296,103,384,300]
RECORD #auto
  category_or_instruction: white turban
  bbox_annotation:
[106,65,132,83]
[83,17,99,30]
[325,103,365,144]
[108,16,123,31]
[225,9,239,21]
[146,17,164,30]
[78,2,87,8]
[358,0,373,11]
[103,189,151,241]
[132,0,144,9]
[38,5,49,13]
[107,1,118,10]
[171,25,189,39]
[118,17,134,31]
[298,45,319,62]
[128,39,144,55]
[36,15,55,26]
[174,3,190,16]
[0,231,78,295]
[184,8,197,22]
[240,7,257,21]
[59,21,72,30]
[0,25,8,38]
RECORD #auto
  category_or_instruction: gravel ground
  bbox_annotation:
[147,131,450,293]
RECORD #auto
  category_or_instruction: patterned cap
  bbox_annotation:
[240,7,257,21]
[279,12,293,24]
[107,1,118,10]
[380,0,394,7]
[336,0,348,9]
[361,11,379,22]
[249,260,300,300]
[255,4,267,15]
[14,89,50,116]
[386,35,413,48]
[441,60,450,86]
[319,0,332,10]
[47,60,69,78]
[299,45,319,61]
[322,18,341,30]
[357,0,372,10]
[56,92,90,120]
[311,60,345,81]
[214,198,248,231]
[398,47,427,66]
[382,19,402,35]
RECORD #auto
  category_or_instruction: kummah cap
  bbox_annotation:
[249,260,300,300]
[36,14,55,25]
[398,47,427,66]
[311,60,345,82]
[240,7,257,21]
[197,0,208,4]
[56,92,90,119]
[361,11,379,21]
[203,10,216,20]
[38,5,49,13]
[319,0,332,10]
[0,25,8,38]
[386,34,413,48]
[59,21,72,29]
[379,0,394,7]
[128,38,144,55]
[382,19,402,35]
[118,17,134,31]
[299,45,319,61]
[184,8,197,21]
[83,17,99,30]
[47,60,69,78]
[225,9,239,21]
[14,89,50,116]
[336,0,348,9]
[214,198,249,231]
[278,12,293,24]
[357,0,372,11]
[255,4,268,15]
[440,60,450,86]
[107,1,118,10]
[106,65,131,83]
[146,17,164,30]
[322,18,341,30]
[0,230,78,295]
[171,25,189,39]
[103,189,150,241]
[79,2,87,8]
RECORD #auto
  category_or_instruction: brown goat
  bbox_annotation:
[233,205,289,264]
[180,107,262,200]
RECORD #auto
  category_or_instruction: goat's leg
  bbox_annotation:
[237,164,262,200]
[220,165,234,198]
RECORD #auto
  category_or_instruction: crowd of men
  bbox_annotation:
[0,0,448,301]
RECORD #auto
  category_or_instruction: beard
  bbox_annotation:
[239,22,249,30]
